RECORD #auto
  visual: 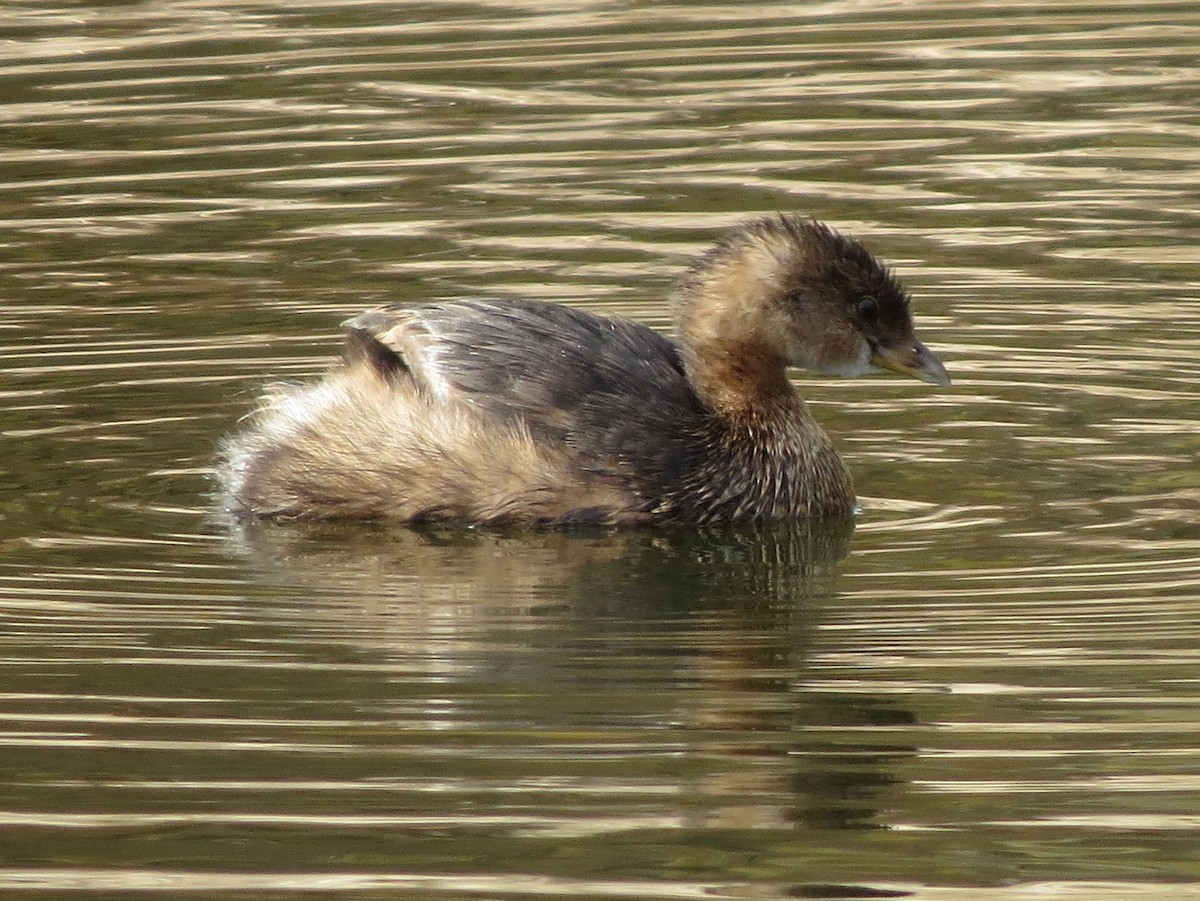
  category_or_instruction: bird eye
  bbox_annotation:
[856,297,879,321]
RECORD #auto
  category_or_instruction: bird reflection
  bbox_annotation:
[222,516,916,835]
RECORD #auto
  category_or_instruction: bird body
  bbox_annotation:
[219,215,949,525]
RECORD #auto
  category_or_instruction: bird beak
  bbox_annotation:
[871,337,951,387]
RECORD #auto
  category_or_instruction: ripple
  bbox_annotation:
[1,0,1199,895]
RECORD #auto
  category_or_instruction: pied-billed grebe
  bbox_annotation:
[220,215,950,525]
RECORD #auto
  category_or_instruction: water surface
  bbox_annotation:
[1,1,1199,899]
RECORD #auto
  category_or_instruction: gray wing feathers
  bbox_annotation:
[342,300,703,464]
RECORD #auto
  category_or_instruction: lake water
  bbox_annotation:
[2,1,1199,899]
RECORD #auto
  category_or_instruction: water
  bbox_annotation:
[2,1,1199,898]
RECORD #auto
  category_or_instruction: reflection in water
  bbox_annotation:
[226,516,855,609]
[226,516,909,836]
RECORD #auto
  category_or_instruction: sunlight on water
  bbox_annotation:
[1,0,1199,898]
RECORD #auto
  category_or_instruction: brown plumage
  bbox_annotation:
[218,215,950,525]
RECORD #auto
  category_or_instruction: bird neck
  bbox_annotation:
[679,337,798,416]
[673,235,804,415]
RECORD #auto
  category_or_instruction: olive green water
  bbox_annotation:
[2,2,1199,899]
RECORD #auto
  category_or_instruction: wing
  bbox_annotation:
[342,298,705,477]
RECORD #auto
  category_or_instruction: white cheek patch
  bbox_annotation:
[815,339,873,378]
